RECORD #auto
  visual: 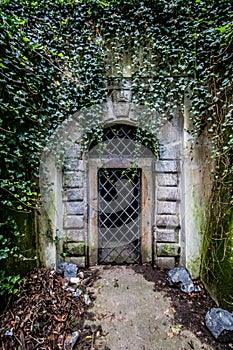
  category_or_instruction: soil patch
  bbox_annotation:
[1,265,233,349]
[132,264,233,350]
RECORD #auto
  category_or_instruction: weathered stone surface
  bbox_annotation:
[156,215,180,228]
[63,188,84,201]
[65,144,81,158]
[155,160,180,173]
[113,102,131,117]
[64,159,84,171]
[156,257,176,270]
[66,229,85,242]
[205,308,233,343]
[63,215,84,229]
[157,122,180,143]
[65,242,85,256]
[157,188,180,201]
[65,256,86,267]
[159,144,181,160]
[65,202,85,215]
[157,201,177,215]
[167,267,200,293]
[155,228,178,242]
[63,171,83,188]
[156,243,180,257]
[57,262,78,277]
[157,174,178,187]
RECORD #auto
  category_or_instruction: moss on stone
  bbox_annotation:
[157,243,180,257]
[201,207,233,311]
[64,242,85,256]
[187,257,201,279]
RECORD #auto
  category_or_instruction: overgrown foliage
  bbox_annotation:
[0,0,232,305]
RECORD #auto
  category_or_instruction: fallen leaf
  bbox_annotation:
[171,324,183,336]
[167,332,174,338]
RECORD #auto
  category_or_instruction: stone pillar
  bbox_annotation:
[62,144,87,267]
[154,113,182,269]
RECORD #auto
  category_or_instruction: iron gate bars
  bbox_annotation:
[98,168,141,264]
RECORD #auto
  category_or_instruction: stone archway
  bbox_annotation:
[87,124,155,266]
[39,80,210,277]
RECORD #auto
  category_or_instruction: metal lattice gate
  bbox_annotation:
[98,168,141,264]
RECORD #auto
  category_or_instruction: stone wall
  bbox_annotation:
[39,81,212,277]
[60,99,183,269]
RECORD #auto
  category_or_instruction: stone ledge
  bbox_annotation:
[156,243,180,257]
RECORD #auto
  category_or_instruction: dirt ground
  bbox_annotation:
[0,265,233,349]
[86,265,233,350]
[133,265,233,350]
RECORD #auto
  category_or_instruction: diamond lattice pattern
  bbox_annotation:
[89,124,154,159]
[98,168,141,264]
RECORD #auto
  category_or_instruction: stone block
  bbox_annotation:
[63,188,84,201]
[156,215,180,228]
[65,229,85,242]
[155,228,177,242]
[157,187,180,201]
[65,242,85,256]
[156,257,176,270]
[157,201,177,215]
[65,202,85,215]
[64,159,84,171]
[157,122,180,143]
[159,144,181,160]
[65,144,81,158]
[63,171,83,188]
[63,215,84,229]
[157,174,178,187]
[113,102,131,117]
[155,160,180,173]
[156,243,180,257]
[65,256,86,267]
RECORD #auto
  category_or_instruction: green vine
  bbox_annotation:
[0,0,232,305]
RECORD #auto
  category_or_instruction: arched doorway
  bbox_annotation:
[39,94,192,273]
[87,124,155,265]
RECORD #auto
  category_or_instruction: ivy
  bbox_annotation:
[0,0,232,305]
